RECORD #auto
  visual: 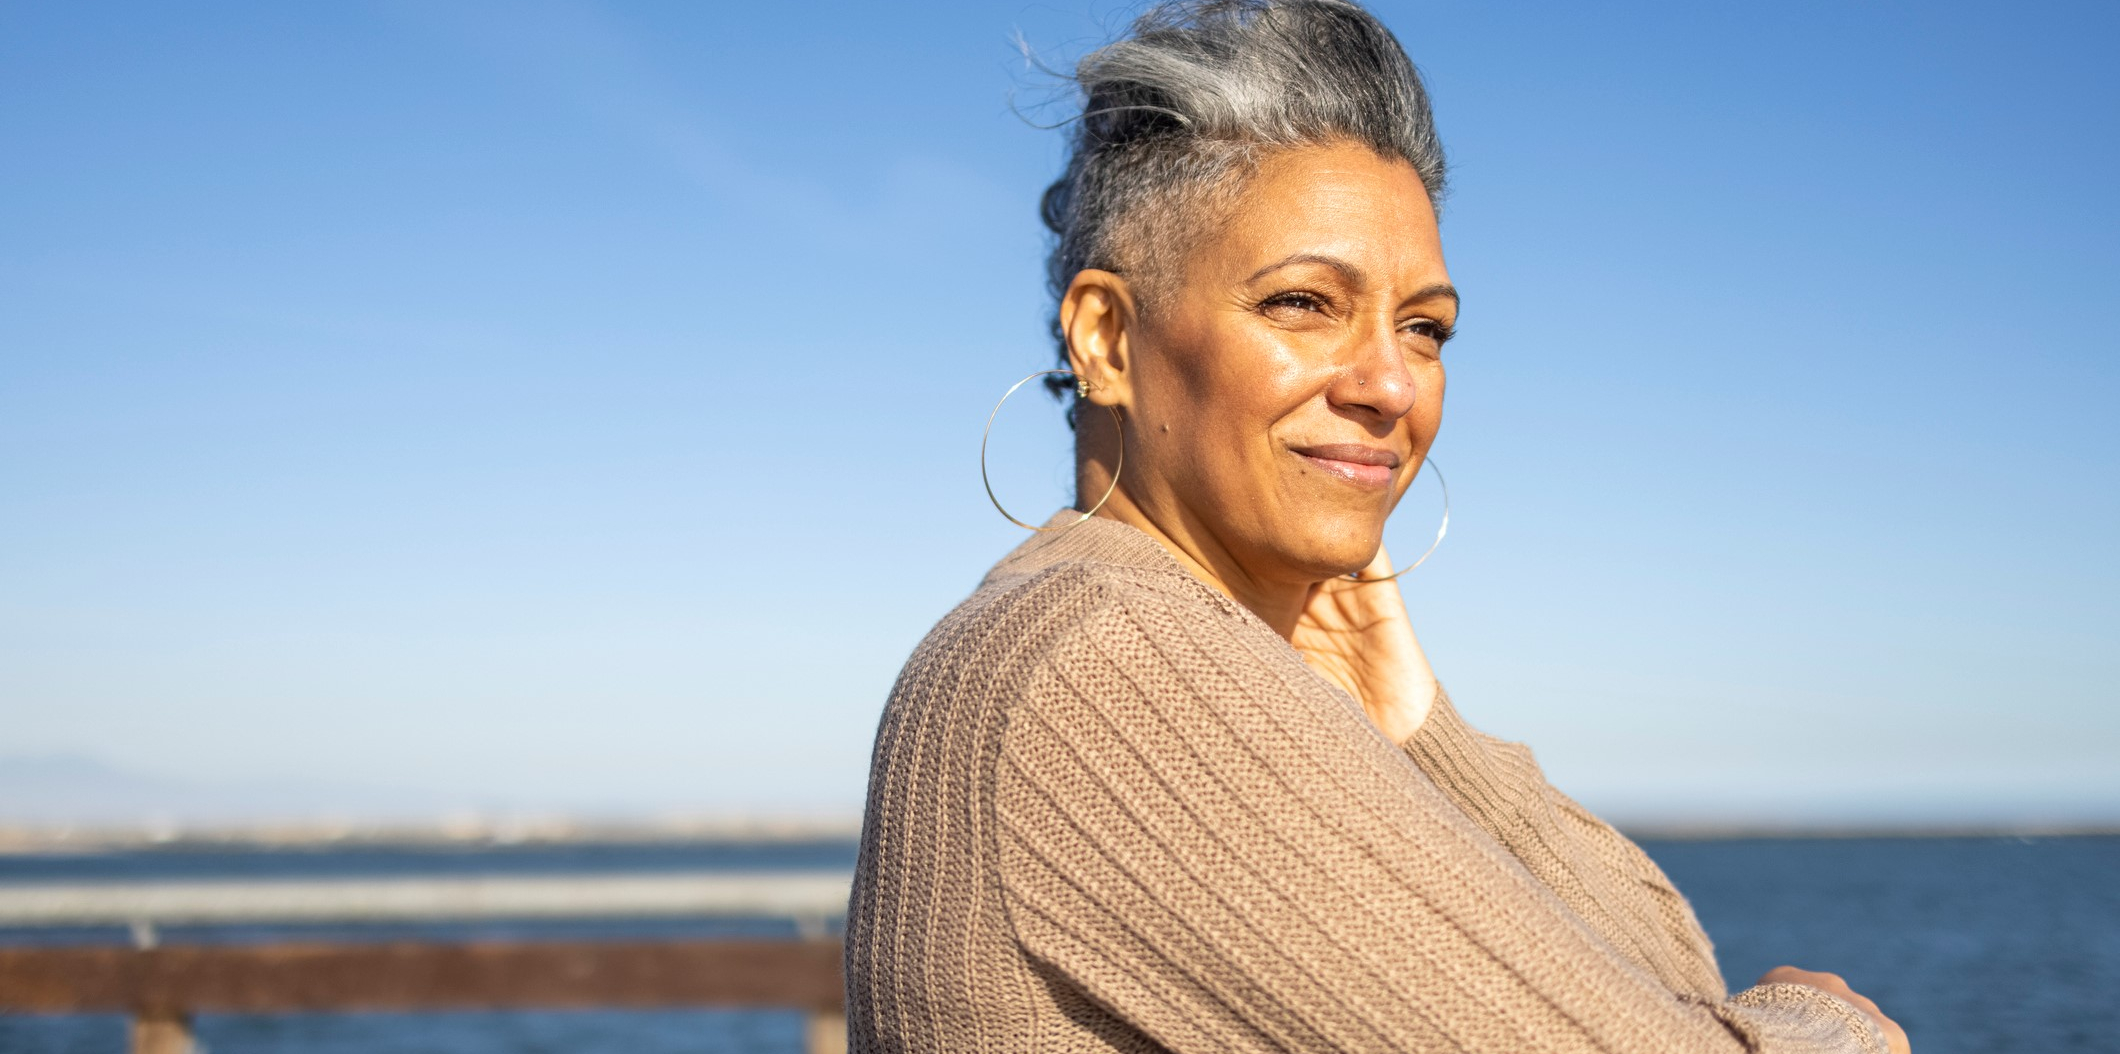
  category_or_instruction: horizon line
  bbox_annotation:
[4,815,2118,854]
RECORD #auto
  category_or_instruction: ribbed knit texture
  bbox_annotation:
[846,512,1889,1053]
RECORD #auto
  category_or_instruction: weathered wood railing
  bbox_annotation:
[0,871,852,1054]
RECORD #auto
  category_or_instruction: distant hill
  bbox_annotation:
[0,754,863,847]
[0,753,460,830]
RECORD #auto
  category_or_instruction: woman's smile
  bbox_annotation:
[1289,442,1400,487]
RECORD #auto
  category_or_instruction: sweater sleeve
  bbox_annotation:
[1402,688,1731,999]
[992,582,1887,1054]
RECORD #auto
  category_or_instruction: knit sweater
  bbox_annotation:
[846,511,1888,1053]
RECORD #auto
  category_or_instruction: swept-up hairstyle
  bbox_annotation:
[1039,0,1446,401]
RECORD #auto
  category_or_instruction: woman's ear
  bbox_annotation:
[1060,269,1135,407]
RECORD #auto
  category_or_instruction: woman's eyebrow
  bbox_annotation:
[1406,282,1459,307]
[1246,252,1364,284]
[1246,255,1460,308]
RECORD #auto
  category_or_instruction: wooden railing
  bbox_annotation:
[0,870,852,1054]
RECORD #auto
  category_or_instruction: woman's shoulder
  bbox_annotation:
[920,537,1223,677]
[895,514,1286,707]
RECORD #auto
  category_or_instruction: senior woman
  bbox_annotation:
[846,2,1909,1052]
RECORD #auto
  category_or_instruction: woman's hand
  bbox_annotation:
[1756,966,1911,1053]
[1291,545,1438,745]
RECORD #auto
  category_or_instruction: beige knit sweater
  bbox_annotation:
[846,512,1889,1053]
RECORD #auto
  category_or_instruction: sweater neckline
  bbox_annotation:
[988,507,1187,575]
[986,508,1267,625]
[988,508,1459,751]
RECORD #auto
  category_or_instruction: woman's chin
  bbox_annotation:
[1271,527,1384,583]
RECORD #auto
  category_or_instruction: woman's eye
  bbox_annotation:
[1261,291,1327,314]
[1403,319,1456,344]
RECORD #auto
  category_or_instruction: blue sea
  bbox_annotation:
[1,834,2113,1053]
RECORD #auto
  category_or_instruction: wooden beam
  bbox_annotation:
[0,939,845,1015]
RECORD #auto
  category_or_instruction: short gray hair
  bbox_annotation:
[1039,0,1447,398]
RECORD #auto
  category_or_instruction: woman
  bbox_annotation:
[846,2,1910,1051]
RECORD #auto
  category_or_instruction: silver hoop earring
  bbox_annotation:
[1347,457,1448,582]
[981,369,1125,532]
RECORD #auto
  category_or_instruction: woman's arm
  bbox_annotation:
[1298,551,1907,1052]
[993,581,1893,1054]
[1407,693,1912,1054]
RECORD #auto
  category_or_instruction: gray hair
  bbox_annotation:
[1039,0,1446,402]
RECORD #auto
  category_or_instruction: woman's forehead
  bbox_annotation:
[1209,145,1447,288]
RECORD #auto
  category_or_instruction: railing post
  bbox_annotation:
[130,1010,194,1054]
[806,1010,847,1054]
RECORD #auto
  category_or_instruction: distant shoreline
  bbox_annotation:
[1616,820,2120,842]
[0,816,866,854]
[1,816,2115,853]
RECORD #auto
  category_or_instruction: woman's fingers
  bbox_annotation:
[1757,966,1911,1054]
[1354,542,1396,581]
[1291,544,1437,744]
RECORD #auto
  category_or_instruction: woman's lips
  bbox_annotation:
[1291,443,1400,487]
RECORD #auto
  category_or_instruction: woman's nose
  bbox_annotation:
[1330,324,1418,422]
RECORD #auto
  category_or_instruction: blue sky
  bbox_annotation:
[3,0,2115,826]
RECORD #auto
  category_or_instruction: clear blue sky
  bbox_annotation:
[3,0,2115,826]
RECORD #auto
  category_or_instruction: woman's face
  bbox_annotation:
[1102,140,1456,587]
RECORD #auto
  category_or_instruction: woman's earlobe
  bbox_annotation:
[1062,268,1139,408]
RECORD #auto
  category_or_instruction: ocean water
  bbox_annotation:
[1646,834,2120,1054]
[1,835,2113,1053]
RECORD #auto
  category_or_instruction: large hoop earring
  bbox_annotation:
[1347,457,1448,582]
[981,369,1125,531]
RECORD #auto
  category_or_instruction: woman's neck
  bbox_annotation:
[1086,492,1310,640]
